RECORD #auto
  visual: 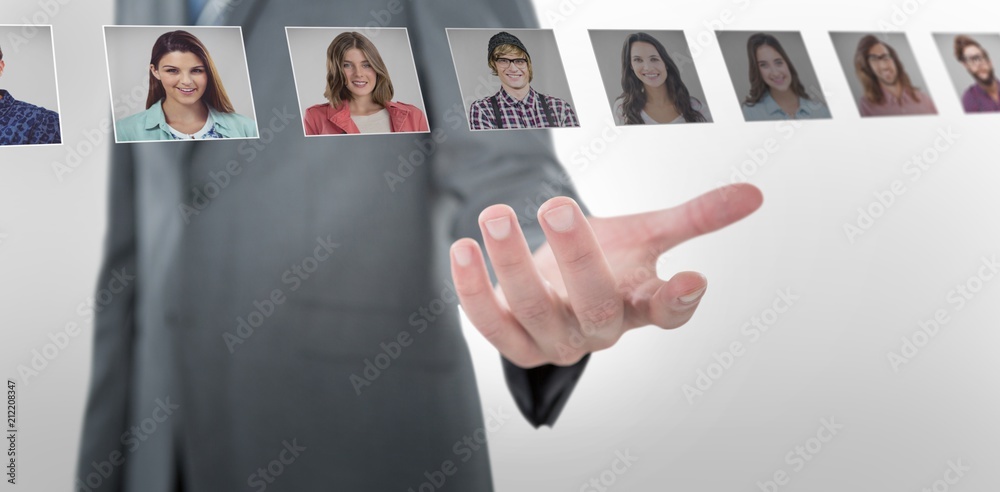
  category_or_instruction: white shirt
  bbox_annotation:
[350,109,391,134]
[166,112,217,140]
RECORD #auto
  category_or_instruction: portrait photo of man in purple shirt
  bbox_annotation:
[949,34,1000,113]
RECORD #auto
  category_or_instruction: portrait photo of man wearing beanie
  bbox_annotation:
[449,29,580,130]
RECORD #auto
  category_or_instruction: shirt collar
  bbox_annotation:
[971,81,999,100]
[499,86,536,107]
[879,84,911,106]
[0,90,15,110]
[761,91,813,117]
[144,99,232,136]
[327,99,408,132]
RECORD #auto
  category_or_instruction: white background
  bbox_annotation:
[2,0,999,491]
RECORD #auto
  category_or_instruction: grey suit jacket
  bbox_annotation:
[76,1,589,490]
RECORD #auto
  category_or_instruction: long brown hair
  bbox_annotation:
[744,33,810,106]
[616,32,705,124]
[146,30,235,112]
[854,35,920,105]
[324,31,394,109]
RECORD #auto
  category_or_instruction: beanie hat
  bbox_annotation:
[488,31,529,61]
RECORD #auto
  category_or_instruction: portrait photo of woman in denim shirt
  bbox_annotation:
[108,28,258,142]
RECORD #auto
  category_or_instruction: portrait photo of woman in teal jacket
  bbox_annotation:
[112,29,258,142]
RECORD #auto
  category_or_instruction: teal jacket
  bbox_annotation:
[114,99,258,142]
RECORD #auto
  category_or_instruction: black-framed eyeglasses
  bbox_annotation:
[867,53,893,64]
[494,57,528,69]
[964,54,988,65]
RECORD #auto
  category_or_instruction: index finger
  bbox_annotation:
[622,183,764,252]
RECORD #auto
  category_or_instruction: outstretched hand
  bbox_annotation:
[449,183,763,368]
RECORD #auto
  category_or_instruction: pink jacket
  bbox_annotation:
[303,100,429,135]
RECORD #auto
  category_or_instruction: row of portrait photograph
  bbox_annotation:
[2,25,1000,146]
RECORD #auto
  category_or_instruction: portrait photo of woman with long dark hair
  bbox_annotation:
[106,27,258,142]
[718,31,831,122]
[590,30,712,126]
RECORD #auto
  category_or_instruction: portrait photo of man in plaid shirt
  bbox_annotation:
[467,31,580,130]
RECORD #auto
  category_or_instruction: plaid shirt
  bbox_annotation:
[469,87,579,130]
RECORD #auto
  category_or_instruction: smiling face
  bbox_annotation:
[962,45,995,85]
[493,47,530,93]
[755,44,791,93]
[630,41,667,89]
[151,51,207,107]
[341,47,376,100]
[866,43,898,87]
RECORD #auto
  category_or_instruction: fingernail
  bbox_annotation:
[678,286,706,305]
[543,205,574,232]
[453,245,472,267]
[485,216,510,240]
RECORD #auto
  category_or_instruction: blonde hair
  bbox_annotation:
[488,44,533,83]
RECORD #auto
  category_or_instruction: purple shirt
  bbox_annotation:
[858,85,937,117]
[469,87,579,130]
[961,83,1000,113]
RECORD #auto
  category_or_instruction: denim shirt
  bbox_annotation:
[114,99,258,142]
[741,91,832,121]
